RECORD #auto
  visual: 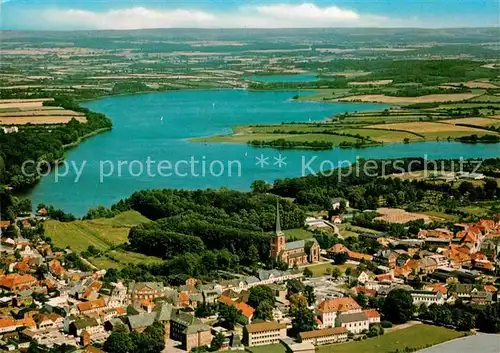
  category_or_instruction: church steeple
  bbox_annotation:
[271,199,286,260]
[276,199,282,235]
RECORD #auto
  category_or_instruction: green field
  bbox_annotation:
[317,324,467,353]
[246,344,286,353]
[44,210,150,252]
[89,249,162,269]
[285,228,315,240]
[304,262,353,277]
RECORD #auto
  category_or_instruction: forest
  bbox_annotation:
[0,97,112,191]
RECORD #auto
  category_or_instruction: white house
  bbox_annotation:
[411,290,445,306]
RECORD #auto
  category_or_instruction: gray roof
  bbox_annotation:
[128,312,156,329]
[72,318,99,330]
[285,240,305,251]
[172,312,200,327]
[246,276,260,284]
[338,312,369,324]
[128,282,164,293]
[155,303,173,322]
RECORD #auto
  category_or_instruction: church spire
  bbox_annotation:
[276,199,282,235]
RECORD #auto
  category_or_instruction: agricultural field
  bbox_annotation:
[0,98,86,125]
[335,93,480,104]
[374,207,437,224]
[44,210,150,252]
[317,324,468,353]
[441,117,500,127]
[365,121,497,140]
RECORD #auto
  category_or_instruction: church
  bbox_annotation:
[270,203,320,267]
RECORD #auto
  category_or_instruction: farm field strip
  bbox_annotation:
[335,93,480,104]
[0,116,87,124]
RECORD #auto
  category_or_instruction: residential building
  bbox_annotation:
[0,274,37,292]
[331,198,349,210]
[337,312,370,334]
[244,321,287,347]
[410,290,445,306]
[170,312,211,352]
[363,309,381,324]
[299,327,348,346]
[327,244,373,262]
[128,282,165,302]
[316,297,361,329]
[77,298,106,315]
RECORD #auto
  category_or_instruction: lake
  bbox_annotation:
[29,89,500,216]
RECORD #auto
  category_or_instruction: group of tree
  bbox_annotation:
[103,322,165,353]
[248,285,276,321]
[382,288,500,334]
[417,300,500,333]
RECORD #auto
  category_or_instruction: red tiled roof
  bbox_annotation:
[363,309,380,319]
[77,299,105,312]
[235,302,255,319]
[0,274,37,290]
[317,297,360,313]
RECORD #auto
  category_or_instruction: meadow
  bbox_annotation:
[316,324,468,353]
[44,210,150,252]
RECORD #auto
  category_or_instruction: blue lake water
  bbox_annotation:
[247,74,318,82]
[29,89,500,216]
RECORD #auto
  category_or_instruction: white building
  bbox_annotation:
[338,312,370,334]
[411,290,445,306]
[245,321,287,347]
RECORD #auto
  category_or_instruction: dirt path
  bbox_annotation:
[385,320,422,333]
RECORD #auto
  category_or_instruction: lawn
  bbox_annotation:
[286,228,315,240]
[44,211,150,252]
[317,324,467,353]
[304,262,353,277]
[246,343,286,353]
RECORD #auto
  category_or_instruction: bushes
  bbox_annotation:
[381,320,393,328]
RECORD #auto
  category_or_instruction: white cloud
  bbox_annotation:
[256,3,360,21]
[11,3,418,30]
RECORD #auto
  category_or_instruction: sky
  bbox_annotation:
[1,0,499,30]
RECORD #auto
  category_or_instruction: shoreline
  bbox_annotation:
[63,127,112,150]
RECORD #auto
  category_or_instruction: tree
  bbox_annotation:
[218,304,243,330]
[104,331,134,353]
[251,180,271,194]
[303,267,313,278]
[329,268,341,280]
[456,311,475,331]
[333,252,348,265]
[143,322,166,352]
[417,303,429,319]
[344,267,352,277]
[382,289,414,324]
[356,292,368,309]
[304,285,316,306]
[476,303,500,333]
[254,301,274,321]
[244,244,260,267]
[291,304,316,336]
[210,332,225,351]
[248,285,275,308]
[287,279,305,296]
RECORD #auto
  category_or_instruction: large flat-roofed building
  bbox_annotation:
[244,321,287,347]
[299,327,348,346]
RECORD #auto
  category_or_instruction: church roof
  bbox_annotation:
[285,240,305,250]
